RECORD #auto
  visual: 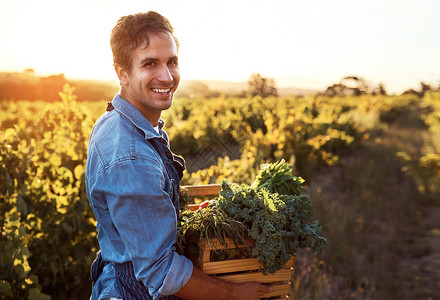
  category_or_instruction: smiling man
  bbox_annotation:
[115,29,179,126]
[85,11,272,300]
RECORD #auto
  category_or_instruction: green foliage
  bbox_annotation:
[374,94,422,124]
[252,159,305,196]
[423,91,440,152]
[176,205,250,256]
[177,162,327,275]
[170,95,368,184]
[2,84,439,298]
[397,152,440,200]
[0,84,98,299]
[217,177,326,275]
[395,92,440,202]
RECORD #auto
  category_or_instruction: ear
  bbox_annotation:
[114,64,129,86]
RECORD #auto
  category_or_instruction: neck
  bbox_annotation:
[141,109,160,127]
[148,116,160,127]
[118,91,161,127]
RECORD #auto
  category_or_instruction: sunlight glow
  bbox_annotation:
[1,0,439,94]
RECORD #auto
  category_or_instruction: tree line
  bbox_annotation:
[0,70,118,102]
[1,70,438,102]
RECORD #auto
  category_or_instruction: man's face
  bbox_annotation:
[117,32,180,125]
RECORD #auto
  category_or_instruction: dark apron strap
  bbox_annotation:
[91,250,108,287]
[148,137,185,216]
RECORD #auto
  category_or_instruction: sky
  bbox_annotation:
[0,0,439,94]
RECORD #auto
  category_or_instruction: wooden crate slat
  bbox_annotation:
[258,283,291,298]
[203,255,295,274]
[215,268,293,283]
[181,184,222,196]
[202,258,262,274]
[201,238,254,250]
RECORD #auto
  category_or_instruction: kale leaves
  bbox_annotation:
[177,160,327,275]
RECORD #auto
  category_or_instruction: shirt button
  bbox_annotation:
[165,151,172,159]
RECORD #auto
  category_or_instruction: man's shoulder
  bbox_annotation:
[92,110,133,139]
[88,111,159,167]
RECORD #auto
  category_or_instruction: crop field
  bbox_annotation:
[1,84,439,299]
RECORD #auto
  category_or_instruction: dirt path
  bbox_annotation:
[291,119,440,299]
[389,120,440,300]
[398,206,440,300]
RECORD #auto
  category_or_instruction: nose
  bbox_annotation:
[157,64,173,83]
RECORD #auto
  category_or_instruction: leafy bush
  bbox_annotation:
[0,85,98,299]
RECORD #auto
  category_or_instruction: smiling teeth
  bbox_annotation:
[152,88,171,93]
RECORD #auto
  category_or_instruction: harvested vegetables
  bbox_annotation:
[252,159,305,196]
[177,160,327,275]
[176,204,250,258]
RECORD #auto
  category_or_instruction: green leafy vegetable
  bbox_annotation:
[176,204,250,256]
[177,160,327,275]
[217,179,326,274]
[252,159,305,196]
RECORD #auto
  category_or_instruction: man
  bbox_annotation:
[85,11,273,300]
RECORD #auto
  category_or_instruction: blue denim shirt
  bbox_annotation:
[85,94,193,300]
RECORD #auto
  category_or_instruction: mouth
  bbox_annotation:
[151,88,172,94]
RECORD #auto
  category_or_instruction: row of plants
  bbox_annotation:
[395,91,440,202]
[167,95,371,184]
[1,85,439,298]
[1,86,97,299]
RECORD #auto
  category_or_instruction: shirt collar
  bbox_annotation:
[111,93,164,140]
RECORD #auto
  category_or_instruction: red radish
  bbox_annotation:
[199,200,210,209]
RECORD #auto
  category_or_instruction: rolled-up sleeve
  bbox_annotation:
[92,156,193,299]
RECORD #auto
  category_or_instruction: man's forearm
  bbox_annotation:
[174,266,233,300]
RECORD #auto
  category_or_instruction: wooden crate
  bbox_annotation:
[181,184,222,211]
[181,184,296,299]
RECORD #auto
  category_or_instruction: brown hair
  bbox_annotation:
[110,11,178,72]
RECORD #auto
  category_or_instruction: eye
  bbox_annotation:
[168,59,178,66]
[144,61,155,67]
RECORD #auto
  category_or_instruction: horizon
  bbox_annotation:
[1,0,439,94]
[0,68,434,96]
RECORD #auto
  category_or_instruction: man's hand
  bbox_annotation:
[175,266,274,300]
[231,281,274,300]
